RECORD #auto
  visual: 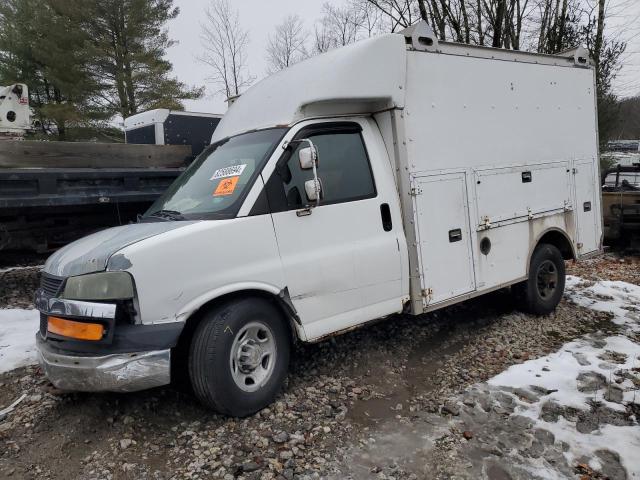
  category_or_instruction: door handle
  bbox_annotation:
[449,228,462,242]
[380,203,392,231]
[583,201,591,212]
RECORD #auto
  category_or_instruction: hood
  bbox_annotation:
[44,222,196,277]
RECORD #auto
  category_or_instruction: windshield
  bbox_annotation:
[144,128,286,220]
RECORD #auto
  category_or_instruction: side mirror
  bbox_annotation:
[304,178,322,202]
[298,146,318,170]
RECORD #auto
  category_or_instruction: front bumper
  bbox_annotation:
[36,334,171,392]
[34,286,179,392]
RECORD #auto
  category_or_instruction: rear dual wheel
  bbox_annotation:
[188,297,290,417]
[512,243,565,315]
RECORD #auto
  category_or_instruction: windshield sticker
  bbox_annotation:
[213,176,240,196]
[210,164,247,180]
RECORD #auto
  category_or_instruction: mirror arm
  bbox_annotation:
[310,155,320,207]
[300,139,320,207]
[288,138,320,207]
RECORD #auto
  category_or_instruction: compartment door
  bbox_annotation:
[574,159,600,254]
[414,173,475,305]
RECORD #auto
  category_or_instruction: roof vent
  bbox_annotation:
[226,94,241,105]
[399,21,438,52]
[560,46,591,67]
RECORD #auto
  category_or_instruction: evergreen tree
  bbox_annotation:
[0,0,202,138]
[81,0,203,118]
[0,0,101,138]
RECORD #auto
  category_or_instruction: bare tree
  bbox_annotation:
[266,14,309,73]
[324,3,363,47]
[535,0,581,53]
[352,0,386,37]
[312,2,374,54]
[363,0,420,31]
[199,0,254,99]
[314,18,337,54]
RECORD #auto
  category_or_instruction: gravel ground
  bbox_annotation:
[567,253,640,285]
[0,256,637,479]
[0,266,40,309]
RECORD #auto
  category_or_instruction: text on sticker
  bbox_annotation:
[210,164,247,180]
[213,176,240,196]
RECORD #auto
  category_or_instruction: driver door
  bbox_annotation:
[265,121,402,340]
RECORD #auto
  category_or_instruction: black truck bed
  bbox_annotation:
[0,141,191,252]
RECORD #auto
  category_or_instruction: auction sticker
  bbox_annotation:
[210,164,246,180]
[213,176,240,196]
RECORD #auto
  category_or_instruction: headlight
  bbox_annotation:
[61,272,134,300]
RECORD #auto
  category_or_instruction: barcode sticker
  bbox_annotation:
[210,164,247,180]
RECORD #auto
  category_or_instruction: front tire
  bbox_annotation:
[512,243,565,315]
[188,297,290,416]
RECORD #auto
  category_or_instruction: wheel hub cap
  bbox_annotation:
[536,259,558,299]
[229,321,277,392]
[238,340,264,372]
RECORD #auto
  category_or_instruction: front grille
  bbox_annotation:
[40,313,47,337]
[40,272,64,297]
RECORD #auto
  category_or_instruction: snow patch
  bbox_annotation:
[489,277,640,478]
[0,309,40,373]
[566,275,640,331]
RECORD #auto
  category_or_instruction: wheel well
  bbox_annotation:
[171,290,297,386]
[536,230,575,260]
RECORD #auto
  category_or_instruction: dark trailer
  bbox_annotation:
[125,109,222,160]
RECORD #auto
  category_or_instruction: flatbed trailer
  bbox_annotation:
[0,110,221,252]
[0,140,190,252]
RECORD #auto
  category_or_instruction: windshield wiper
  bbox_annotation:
[146,209,185,221]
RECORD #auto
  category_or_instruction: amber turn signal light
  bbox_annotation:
[47,316,104,341]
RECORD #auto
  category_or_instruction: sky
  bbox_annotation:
[166,0,334,114]
[166,0,640,115]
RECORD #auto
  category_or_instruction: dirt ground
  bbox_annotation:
[0,253,637,480]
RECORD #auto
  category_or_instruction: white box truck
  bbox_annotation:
[34,22,602,416]
[0,84,31,139]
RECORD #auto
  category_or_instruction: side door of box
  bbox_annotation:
[574,159,600,254]
[414,172,475,305]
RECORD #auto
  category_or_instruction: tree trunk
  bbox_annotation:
[429,0,446,40]
[417,0,429,22]
[477,0,484,45]
[461,0,471,43]
[537,0,550,52]
[593,0,606,84]
[493,0,506,47]
[110,12,128,119]
[556,0,568,52]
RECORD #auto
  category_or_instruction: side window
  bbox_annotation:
[279,129,376,209]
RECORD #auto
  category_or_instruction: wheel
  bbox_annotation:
[188,297,290,416]
[512,243,565,315]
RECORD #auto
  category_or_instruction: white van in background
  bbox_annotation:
[34,22,601,416]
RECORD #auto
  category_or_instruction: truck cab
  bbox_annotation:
[34,24,601,416]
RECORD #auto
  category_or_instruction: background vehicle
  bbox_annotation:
[602,164,640,247]
[0,84,31,140]
[0,106,221,252]
[35,22,601,416]
[125,109,222,159]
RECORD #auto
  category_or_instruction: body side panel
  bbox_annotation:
[112,216,285,327]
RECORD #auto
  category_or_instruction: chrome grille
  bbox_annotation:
[40,272,64,297]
